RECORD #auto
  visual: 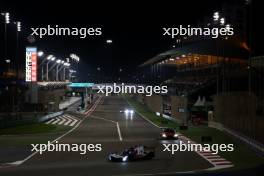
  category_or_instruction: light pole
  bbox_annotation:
[56,59,61,81]
[4,13,10,62]
[38,53,50,81]
[39,52,49,66]
[1,12,10,68]
[63,65,66,81]
[57,61,66,81]
[46,56,55,81]
[13,21,21,77]
[106,39,113,44]
[37,51,44,57]
[64,63,71,81]
[59,60,65,80]
[36,51,45,81]
[47,59,69,81]
[62,62,70,81]
[220,18,225,26]
[213,12,220,94]
[213,12,219,23]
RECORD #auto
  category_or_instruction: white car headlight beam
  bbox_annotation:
[122,155,128,162]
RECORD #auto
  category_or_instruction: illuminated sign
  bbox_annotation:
[68,83,94,88]
[26,47,38,82]
[178,108,185,113]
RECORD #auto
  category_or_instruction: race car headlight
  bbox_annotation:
[174,134,178,137]
[122,155,128,162]
[162,133,167,138]
[125,109,129,114]
[130,110,134,114]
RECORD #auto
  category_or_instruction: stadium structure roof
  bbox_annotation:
[140,38,250,66]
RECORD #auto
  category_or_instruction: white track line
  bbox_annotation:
[58,115,67,125]
[66,115,78,126]
[6,96,102,166]
[91,116,123,141]
[63,115,72,126]
[45,118,55,124]
[51,117,61,125]
[133,110,162,128]
[116,122,123,141]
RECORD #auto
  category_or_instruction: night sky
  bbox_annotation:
[0,0,261,82]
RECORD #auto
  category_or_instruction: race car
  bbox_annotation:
[160,128,179,139]
[108,145,155,162]
[120,109,134,114]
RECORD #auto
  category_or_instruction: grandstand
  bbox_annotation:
[138,38,264,145]
[140,38,249,96]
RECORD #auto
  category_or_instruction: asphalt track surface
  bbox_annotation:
[0,96,212,176]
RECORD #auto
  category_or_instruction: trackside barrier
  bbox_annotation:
[38,111,64,123]
[59,97,81,110]
[162,114,182,124]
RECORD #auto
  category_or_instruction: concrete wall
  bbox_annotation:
[170,96,188,124]
[213,92,264,144]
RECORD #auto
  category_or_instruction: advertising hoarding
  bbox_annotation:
[25,47,37,82]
